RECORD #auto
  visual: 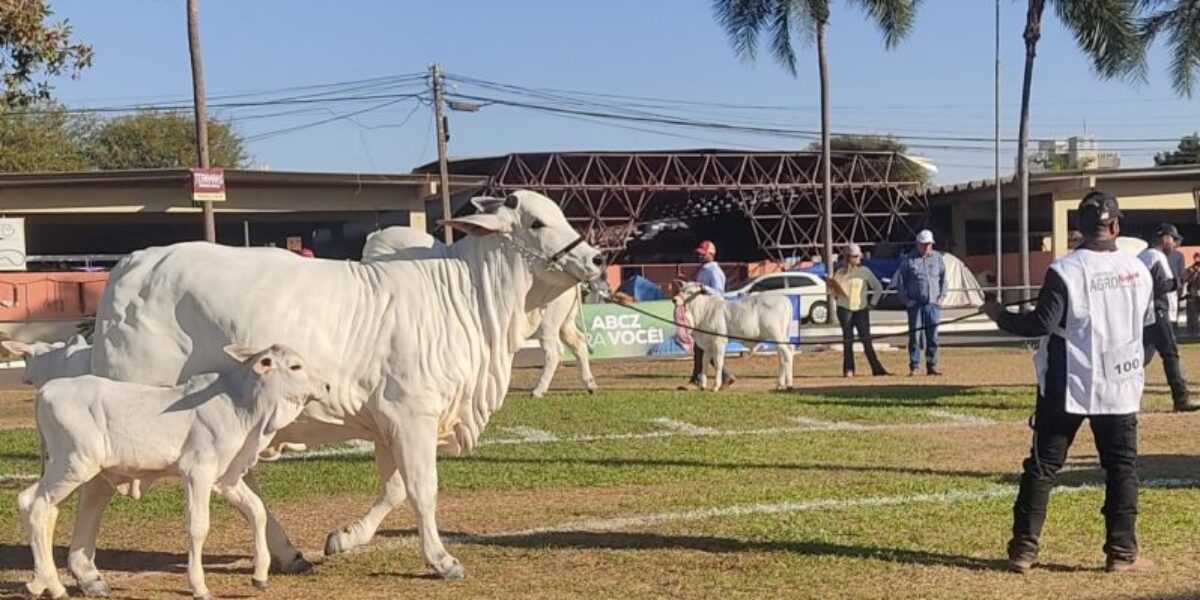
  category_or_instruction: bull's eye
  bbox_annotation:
[531,219,546,230]
[289,364,302,371]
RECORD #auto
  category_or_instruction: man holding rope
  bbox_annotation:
[1137,223,1196,412]
[984,191,1154,574]
[680,240,735,390]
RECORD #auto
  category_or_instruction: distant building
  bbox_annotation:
[1027,136,1120,173]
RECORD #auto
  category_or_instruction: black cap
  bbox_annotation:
[1155,222,1183,242]
[1078,191,1122,228]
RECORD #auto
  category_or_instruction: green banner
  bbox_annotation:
[566,300,680,360]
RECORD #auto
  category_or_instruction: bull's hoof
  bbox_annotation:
[586,386,598,395]
[435,558,467,580]
[324,529,352,556]
[531,388,548,399]
[252,578,268,591]
[272,552,313,574]
[193,595,212,600]
[79,577,112,597]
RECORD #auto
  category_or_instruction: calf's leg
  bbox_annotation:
[185,471,216,600]
[68,479,116,597]
[325,441,406,555]
[22,463,91,599]
[711,342,727,392]
[243,470,311,573]
[219,479,270,589]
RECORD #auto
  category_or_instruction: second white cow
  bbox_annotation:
[674,281,796,391]
[362,225,598,398]
[3,334,92,388]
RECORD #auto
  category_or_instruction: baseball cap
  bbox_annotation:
[915,230,934,245]
[695,240,717,256]
[1155,223,1183,242]
[847,243,863,257]
[1078,190,1122,227]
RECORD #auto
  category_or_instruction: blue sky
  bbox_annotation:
[46,0,1199,184]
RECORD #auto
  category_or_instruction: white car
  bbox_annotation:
[725,271,830,324]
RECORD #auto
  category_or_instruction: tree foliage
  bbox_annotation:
[0,103,87,172]
[1138,0,1200,97]
[0,0,92,108]
[81,111,248,170]
[1154,132,1200,166]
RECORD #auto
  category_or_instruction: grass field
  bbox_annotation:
[2,346,1200,599]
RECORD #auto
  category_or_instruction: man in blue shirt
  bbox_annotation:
[681,240,735,390]
[894,230,946,376]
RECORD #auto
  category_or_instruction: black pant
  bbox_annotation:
[689,347,732,383]
[1009,393,1139,561]
[837,306,886,375]
[1144,315,1189,406]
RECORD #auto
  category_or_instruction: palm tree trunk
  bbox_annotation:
[817,19,835,325]
[817,20,833,275]
[1017,0,1044,302]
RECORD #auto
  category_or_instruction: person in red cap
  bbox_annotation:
[679,240,735,390]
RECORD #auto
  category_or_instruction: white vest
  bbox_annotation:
[1137,247,1178,322]
[1035,249,1154,415]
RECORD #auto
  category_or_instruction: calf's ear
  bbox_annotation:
[223,344,259,363]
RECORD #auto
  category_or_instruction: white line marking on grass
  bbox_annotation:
[345,477,1200,559]
[283,439,374,460]
[650,418,715,434]
[925,410,996,425]
[283,419,1002,459]
[0,473,36,484]
[500,426,560,442]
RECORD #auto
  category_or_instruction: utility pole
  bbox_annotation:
[187,0,215,243]
[994,0,1003,300]
[431,63,453,245]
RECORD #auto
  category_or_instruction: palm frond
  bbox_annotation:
[711,0,774,63]
[1138,0,1200,97]
[1052,0,1145,80]
[850,0,922,49]
[769,0,799,74]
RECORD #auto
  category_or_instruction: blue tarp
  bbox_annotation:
[617,275,666,301]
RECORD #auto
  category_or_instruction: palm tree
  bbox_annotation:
[1137,0,1200,97]
[711,0,920,273]
[1014,1,1141,297]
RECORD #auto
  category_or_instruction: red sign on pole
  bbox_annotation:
[191,168,226,202]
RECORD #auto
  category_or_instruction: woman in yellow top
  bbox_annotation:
[829,244,889,377]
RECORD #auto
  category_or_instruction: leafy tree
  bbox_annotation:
[0,103,88,172]
[711,0,921,271]
[1155,132,1200,166]
[807,134,931,182]
[0,0,92,108]
[82,111,248,170]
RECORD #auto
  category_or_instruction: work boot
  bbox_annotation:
[927,365,943,376]
[1105,555,1154,573]
[908,367,918,377]
[1173,398,1200,413]
[722,374,737,388]
[1007,554,1037,575]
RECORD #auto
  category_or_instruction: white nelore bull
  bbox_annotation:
[20,344,327,600]
[3,334,92,388]
[85,191,603,581]
[362,226,597,398]
[673,281,796,391]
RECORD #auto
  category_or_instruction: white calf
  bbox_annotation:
[3,335,92,387]
[674,282,795,391]
[18,344,328,600]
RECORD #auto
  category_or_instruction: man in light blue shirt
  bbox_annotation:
[893,229,946,376]
[681,240,735,389]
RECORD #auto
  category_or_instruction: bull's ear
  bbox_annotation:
[470,196,507,214]
[223,344,259,364]
[439,211,516,236]
[1,340,29,356]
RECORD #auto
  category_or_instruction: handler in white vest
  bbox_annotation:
[1137,223,1195,411]
[984,191,1154,574]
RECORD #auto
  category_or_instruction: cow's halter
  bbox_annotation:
[502,232,592,284]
